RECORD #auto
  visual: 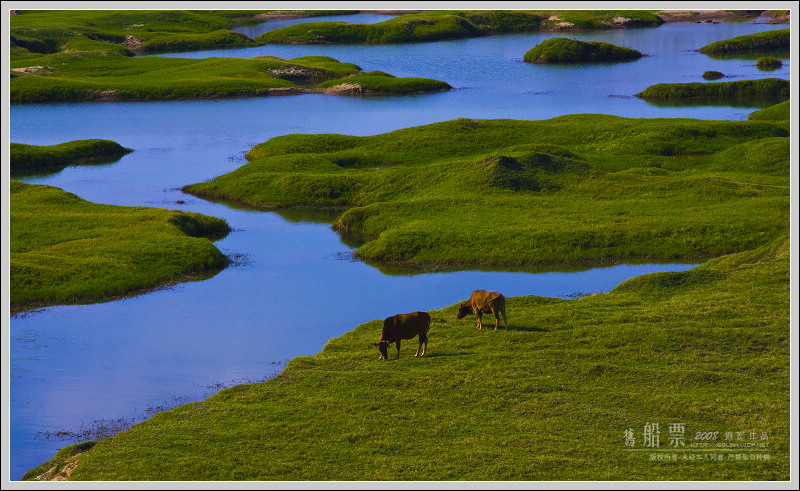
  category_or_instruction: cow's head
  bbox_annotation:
[373,341,390,360]
[456,302,473,320]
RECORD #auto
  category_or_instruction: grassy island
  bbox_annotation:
[256,10,664,45]
[701,71,724,80]
[11,139,133,173]
[523,38,642,63]
[10,52,450,103]
[184,115,789,270]
[698,28,790,54]
[637,78,789,103]
[25,231,789,480]
[756,57,783,71]
[10,181,231,315]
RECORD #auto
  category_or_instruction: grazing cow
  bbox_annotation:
[457,290,507,330]
[373,311,431,360]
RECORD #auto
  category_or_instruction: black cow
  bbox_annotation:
[373,311,430,360]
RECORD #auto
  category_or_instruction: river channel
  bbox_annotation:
[7,13,789,479]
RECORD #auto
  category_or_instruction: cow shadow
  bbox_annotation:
[508,325,548,332]
[422,351,475,358]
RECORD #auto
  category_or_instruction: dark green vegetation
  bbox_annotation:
[10,181,231,315]
[11,139,132,173]
[9,10,352,56]
[523,38,642,63]
[637,78,789,103]
[698,28,790,54]
[256,10,663,45]
[10,53,450,103]
[756,57,783,71]
[748,100,790,121]
[702,70,724,80]
[30,233,789,480]
[184,115,789,270]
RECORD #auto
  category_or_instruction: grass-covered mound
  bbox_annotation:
[10,53,450,103]
[698,28,790,54]
[748,100,790,121]
[702,70,724,80]
[756,57,782,71]
[523,38,642,63]
[29,233,789,481]
[637,78,789,102]
[256,10,663,44]
[10,181,231,315]
[184,115,789,269]
[11,139,133,173]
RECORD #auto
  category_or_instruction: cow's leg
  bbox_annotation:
[416,335,427,357]
[501,307,508,329]
[493,309,500,330]
[395,340,401,359]
[476,311,483,329]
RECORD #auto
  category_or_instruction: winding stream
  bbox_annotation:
[8,14,789,479]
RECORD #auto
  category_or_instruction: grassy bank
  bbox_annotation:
[637,78,789,102]
[523,38,642,63]
[748,100,790,121]
[698,28,790,54]
[11,139,132,173]
[184,115,789,269]
[10,52,450,103]
[26,232,790,480]
[256,10,663,44]
[10,181,231,315]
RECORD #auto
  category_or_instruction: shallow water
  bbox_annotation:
[8,14,789,480]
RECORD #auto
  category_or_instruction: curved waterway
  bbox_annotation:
[8,13,789,479]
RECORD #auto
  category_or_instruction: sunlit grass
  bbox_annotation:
[10,181,231,314]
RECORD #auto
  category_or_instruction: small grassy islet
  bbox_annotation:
[523,38,642,63]
[10,181,231,315]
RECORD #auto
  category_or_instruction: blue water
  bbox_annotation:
[7,13,790,480]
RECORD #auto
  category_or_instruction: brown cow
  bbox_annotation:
[457,290,507,330]
[373,311,430,360]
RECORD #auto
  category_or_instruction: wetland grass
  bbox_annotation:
[184,115,790,269]
[256,10,663,45]
[11,139,133,173]
[29,234,789,480]
[523,38,642,63]
[698,28,790,54]
[10,51,450,103]
[636,78,789,102]
[10,181,231,315]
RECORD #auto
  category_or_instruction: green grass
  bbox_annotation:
[256,10,663,45]
[523,38,642,63]
[702,71,724,80]
[11,139,133,173]
[748,100,790,121]
[184,115,789,269]
[10,52,450,103]
[756,57,783,71]
[9,10,267,55]
[30,233,789,480]
[637,78,789,102]
[10,181,231,314]
[698,28,790,54]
